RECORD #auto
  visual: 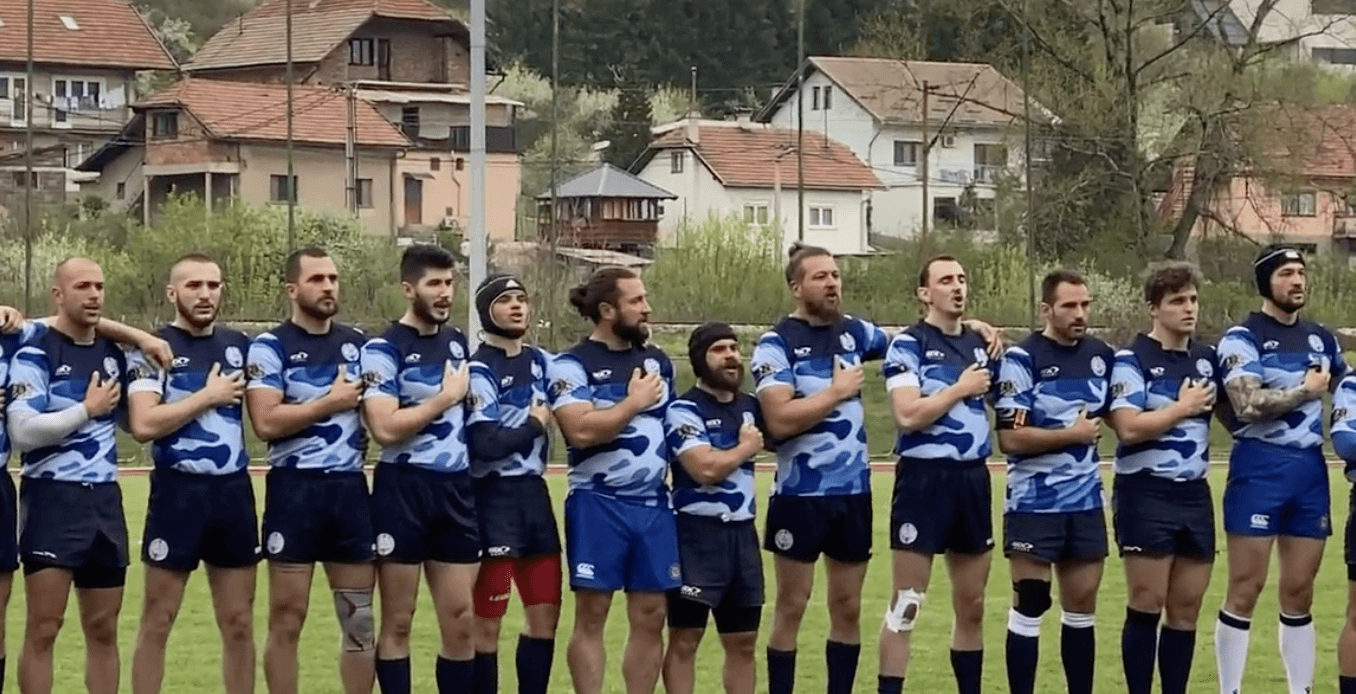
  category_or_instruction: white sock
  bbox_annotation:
[1007,608,1042,638]
[1279,612,1315,694]
[1215,610,1251,694]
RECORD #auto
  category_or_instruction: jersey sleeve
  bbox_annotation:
[750,331,793,393]
[658,352,676,409]
[1217,326,1262,385]
[359,337,400,401]
[1333,375,1356,465]
[125,347,166,398]
[857,318,890,362]
[546,353,592,411]
[994,345,1035,429]
[465,361,500,426]
[6,346,49,417]
[1109,349,1146,413]
[882,332,922,392]
[665,399,711,457]
[1325,328,1350,385]
[246,333,285,392]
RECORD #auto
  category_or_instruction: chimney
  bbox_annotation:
[686,112,700,145]
[734,108,753,123]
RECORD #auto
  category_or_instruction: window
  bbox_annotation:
[601,199,652,221]
[670,151,683,173]
[808,205,834,228]
[893,140,920,167]
[270,175,298,203]
[933,196,960,224]
[823,86,832,110]
[1293,242,1318,253]
[115,182,125,200]
[430,157,441,171]
[455,158,464,171]
[59,15,78,30]
[401,107,419,135]
[349,38,375,66]
[10,171,36,188]
[151,112,177,139]
[743,202,770,226]
[1313,0,1356,14]
[811,86,820,110]
[1313,47,1356,64]
[65,141,88,168]
[0,77,26,123]
[1282,191,1317,217]
[52,79,101,125]
[974,143,1008,182]
[356,178,373,208]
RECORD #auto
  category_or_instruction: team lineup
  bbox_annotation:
[0,241,1351,694]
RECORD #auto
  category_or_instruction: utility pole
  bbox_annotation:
[796,0,805,243]
[23,0,33,314]
[920,80,929,261]
[690,66,697,110]
[547,0,560,348]
[1023,0,1036,329]
[345,85,356,213]
[468,0,487,344]
[285,0,296,251]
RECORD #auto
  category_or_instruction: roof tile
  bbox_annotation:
[0,0,174,70]
[649,121,881,191]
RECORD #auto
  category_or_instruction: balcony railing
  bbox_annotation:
[1335,216,1356,239]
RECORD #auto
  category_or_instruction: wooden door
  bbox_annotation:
[404,177,423,226]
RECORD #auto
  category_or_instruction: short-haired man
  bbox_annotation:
[1106,262,1219,694]
[661,322,765,694]
[127,253,258,694]
[751,243,888,694]
[466,274,560,694]
[361,245,476,694]
[246,247,375,694]
[995,269,1114,694]
[1213,244,1347,694]
[876,256,997,694]
[547,266,677,694]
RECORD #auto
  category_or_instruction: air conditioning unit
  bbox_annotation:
[939,133,957,149]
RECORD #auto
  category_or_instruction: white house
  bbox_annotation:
[1223,0,1356,67]
[635,118,883,255]
[757,57,1050,239]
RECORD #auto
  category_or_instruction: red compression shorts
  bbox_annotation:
[473,554,563,619]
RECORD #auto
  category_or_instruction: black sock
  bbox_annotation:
[436,656,475,694]
[1122,608,1160,694]
[516,635,554,694]
[877,675,903,694]
[767,647,796,694]
[376,657,411,694]
[1342,676,1356,694]
[472,651,497,694]
[1158,626,1195,694]
[1061,620,1096,694]
[1005,631,1038,694]
[950,649,982,694]
[825,641,861,694]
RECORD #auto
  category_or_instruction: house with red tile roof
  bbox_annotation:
[636,118,883,255]
[78,79,410,236]
[0,0,174,213]
[1156,104,1356,255]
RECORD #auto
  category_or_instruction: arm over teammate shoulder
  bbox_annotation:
[1333,374,1356,474]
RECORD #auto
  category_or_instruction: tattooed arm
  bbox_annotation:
[1225,368,1330,423]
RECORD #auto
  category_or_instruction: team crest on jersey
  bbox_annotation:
[973,347,988,365]
[644,358,660,375]
[103,356,119,379]
[839,332,857,353]
[341,343,360,362]
[742,411,755,426]
[225,346,244,368]
[774,529,794,550]
[1090,355,1106,377]
[450,341,465,359]
[530,359,543,379]
[1309,334,1324,353]
[1196,358,1213,378]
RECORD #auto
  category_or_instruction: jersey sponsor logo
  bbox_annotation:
[1196,359,1213,378]
[774,529,794,551]
[501,375,514,387]
[1262,340,1280,351]
[591,369,612,380]
[705,419,722,428]
[925,349,945,361]
[487,545,511,557]
[644,358,660,375]
[376,533,395,556]
[1249,514,1269,529]
[1041,366,1059,378]
[680,585,701,598]
[1090,356,1106,377]
[171,356,191,369]
[1111,382,1128,399]
[55,364,72,377]
[575,562,595,579]
[404,353,422,364]
[1149,366,1165,378]
[793,347,812,358]
[266,531,285,555]
[840,332,857,352]
[1309,334,1324,353]
[226,346,244,368]
[450,341,465,359]
[147,538,169,562]
[289,352,309,363]
[752,362,775,379]
[342,343,360,362]
[897,522,918,545]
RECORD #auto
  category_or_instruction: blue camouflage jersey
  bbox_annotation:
[8,328,129,482]
[881,321,995,462]
[995,333,1114,513]
[0,321,46,464]
[750,315,889,497]
[1332,374,1356,471]
[665,387,761,521]
[1109,334,1220,481]
[1217,312,1348,450]
[127,325,251,475]
[360,323,469,473]
[546,340,674,506]
[246,321,366,472]
[466,344,551,478]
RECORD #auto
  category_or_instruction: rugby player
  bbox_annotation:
[876,255,997,694]
[127,253,258,694]
[7,258,142,694]
[1333,372,1356,694]
[1106,262,1219,694]
[1213,244,1347,694]
[545,267,676,694]
[661,322,765,694]
[995,269,1114,694]
[466,274,559,694]
[360,245,476,694]
[246,247,375,694]
[751,242,888,694]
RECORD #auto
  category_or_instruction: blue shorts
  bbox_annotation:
[1223,439,1330,538]
[564,490,679,593]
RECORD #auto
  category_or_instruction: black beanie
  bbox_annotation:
[688,322,738,382]
[1253,244,1305,301]
[475,273,528,338]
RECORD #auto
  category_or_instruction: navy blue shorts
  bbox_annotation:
[764,493,872,563]
[565,490,679,593]
[262,468,374,564]
[890,457,993,555]
[1223,440,1329,538]
[19,477,128,573]
[142,467,261,572]
[671,514,763,610]
[372,464,479,564]
[475,475,560,559]
[1113,472,1215,560]
[1003,508,1108,563]
[0,473,17,573]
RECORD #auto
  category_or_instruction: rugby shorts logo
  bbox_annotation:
[376,533,395,557]
[226,346,244,368]
[1309,334,1325,353]
[774,529,794,551]
[1122,545,1143,553]
[267,531,286,555]
[147,538,169,562]
[1196,358,1213,378]
[341,343,360,362]
[897,522,918,546]
[680,585,701,599]
[1090,356,1106,377]
[669,563,681,580]
[575,563,595,579]
[1009,541,1034,552]
[103,356,120,379]
[1322,515,1331,531]
[839,332,856,353]
[1249,514,1269,529]
[487,545,511,557]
